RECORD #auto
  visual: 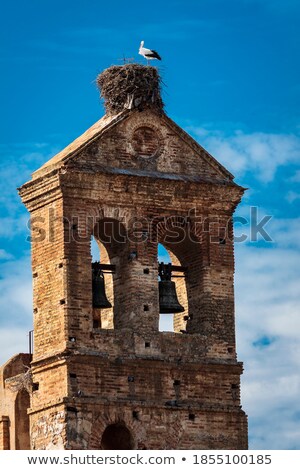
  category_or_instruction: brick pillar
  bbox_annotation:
[186,214,236,348]
[112,214,159,334]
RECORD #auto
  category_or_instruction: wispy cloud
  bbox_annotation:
[187,127,300,183]
[235,240,300,449]
[286,191,300,203]
[289,169,300,182]
[0,249,13,260]
[189,127,300,183]
[233,211,300,248]
[0,255,33,330]
[0,143,53,365]
[0,143,57,215]
[0,327,32,366]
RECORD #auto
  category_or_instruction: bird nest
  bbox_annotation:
[97,64,164,115]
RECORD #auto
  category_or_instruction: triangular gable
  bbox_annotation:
[32,109,235,183]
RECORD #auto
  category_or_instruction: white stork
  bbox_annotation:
[139,41,162,64]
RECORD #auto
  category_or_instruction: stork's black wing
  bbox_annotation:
[145,49,162,60]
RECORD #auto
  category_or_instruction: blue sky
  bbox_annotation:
[0,0,299,450]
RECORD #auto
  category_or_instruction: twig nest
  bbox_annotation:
[97,64,164,115]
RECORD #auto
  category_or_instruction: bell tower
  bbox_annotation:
[19,64,248,450]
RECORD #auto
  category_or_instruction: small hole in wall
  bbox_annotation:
[58,263,63,268]
[219,238,226,245]
[69,337,76,343]
[132,411,139,420]
[33,308,38,314]
[143,305,149,311]
[72,224,77,231]
[231,384,239,390]
[173,380,181,386]
[33,272,38,278]
[60,299,66,305]
[128,376,135,383]
[32,383,39,391]
[143,268,150,274]
[188,413,195,421]
[93,320,100,329]
[145,342,150,348]
[69,373,77,379]
[228,347,234,353]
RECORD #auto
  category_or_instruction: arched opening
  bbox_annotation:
[158,244,173,332]
[91,218,128,330]
[15,389,30,450]
[157,216,202,334]
[101,423,134,450]
[158,243,188,333]
[91,236,114,329]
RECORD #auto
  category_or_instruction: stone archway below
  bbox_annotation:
[101,422,134,450]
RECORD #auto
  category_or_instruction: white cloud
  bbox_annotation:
[269,217,300,248]
[0,214,29,238]
[286,191,300,203]
[0,142,56,366]
[0,249,13,260]
[0,327,31,366]
[289,169,300,182]
[235,240,300,449]
[234,213,300,248]
[0,144,58,213]
[188,127,300,182]
[0,255,33,332]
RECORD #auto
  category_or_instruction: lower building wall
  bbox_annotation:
[28,402,247,450]
[28,354,248,450]
[69,403,247,449]
[30,405,67,450]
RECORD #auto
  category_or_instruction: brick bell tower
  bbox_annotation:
[18,64,248,450]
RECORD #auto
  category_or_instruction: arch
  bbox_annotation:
[158,243,172,334]
[101,422,134,450]
[15,389,30,450]
[158,243,189,333]
[155,215,203,334]
[91,236,114,329]
[91,217,128,330]
[88,406,146,449]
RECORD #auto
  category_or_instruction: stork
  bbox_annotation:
[139,41,162,65]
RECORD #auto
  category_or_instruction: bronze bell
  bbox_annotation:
[92,262,112,309]
[158,262,185,314]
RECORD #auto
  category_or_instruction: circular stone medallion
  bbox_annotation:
[131,126,161,158]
